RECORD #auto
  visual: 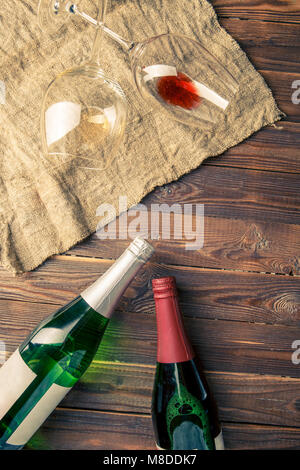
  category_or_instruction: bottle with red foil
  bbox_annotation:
[151,277,224,450]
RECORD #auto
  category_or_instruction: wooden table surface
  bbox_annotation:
[1,0,300,451]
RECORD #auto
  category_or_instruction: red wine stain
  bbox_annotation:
[157,72,202,110]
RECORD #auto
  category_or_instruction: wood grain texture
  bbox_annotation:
[1,297,299,378]
[212,0,300,23]
[38,219,300,275]
[1,260,299,325]
[26,409,156,451]
[215,18,300,174]
[1,219,299,279]
[73,313,300,378]
[25,408,300,450]
[61,364,300,428]
[222,19,300,74]
[260,71,299,122]
[64,225,300,277]
[223,422,300,450]
[205,122,300,173]
[217,19,300,122]
[59,162,300,275]
[143,165,300,224]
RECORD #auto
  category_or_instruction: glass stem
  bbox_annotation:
[90,23,104,66]
[67,2,135,53]
[89,0,107,66]
[98,22,135,52]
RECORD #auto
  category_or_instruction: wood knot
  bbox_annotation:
[240,224,270,253]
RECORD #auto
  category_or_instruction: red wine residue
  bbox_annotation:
[157,72,202,110]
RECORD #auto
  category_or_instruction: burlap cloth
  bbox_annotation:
[0,0,283,273]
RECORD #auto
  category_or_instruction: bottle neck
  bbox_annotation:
[154,292,195,364]
[81,248,146,319]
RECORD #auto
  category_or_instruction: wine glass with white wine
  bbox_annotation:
[39,0,127,171]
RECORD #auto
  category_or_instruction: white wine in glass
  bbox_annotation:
[39,0,127,171]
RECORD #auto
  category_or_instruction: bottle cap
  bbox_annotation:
[81,237,154,317]
[152,276,177,298]
[128,237,154,262]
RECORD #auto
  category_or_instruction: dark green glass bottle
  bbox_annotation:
[151,277,224,450]
[0,237,154,450]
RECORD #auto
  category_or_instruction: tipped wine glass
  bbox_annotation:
[38,0,238,129]
[39,0,127,171]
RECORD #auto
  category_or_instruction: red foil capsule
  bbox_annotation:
[152,277,195,363]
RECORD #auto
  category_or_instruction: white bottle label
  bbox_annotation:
[0,349,36,420]
[0,349,71,447]
[214,431,225,450]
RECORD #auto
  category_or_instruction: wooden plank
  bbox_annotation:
[26,409,155,451]
[61,363,300,428]
[1,296,299,377]
[1,223,300,296]
[221,18,300,74]
[204,122,300,174]
[222,18,300,50]
[212,0,300,24]
[158,224,297,276]
[223,422,300,450]
[59,166,300,275]
[212,20,300,122]
[68,221,300,275]
[0,258,116,307]
[210,19,300,125]
[0,260,299,324]
[142,165,300,225]
[99,312,300,378]
[260,71,300,122]
[38,217,300,276]
[210,371,300,428]
[26,408,300,450]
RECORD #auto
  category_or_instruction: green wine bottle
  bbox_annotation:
[0,237,154,450]
[151,277,224,450]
